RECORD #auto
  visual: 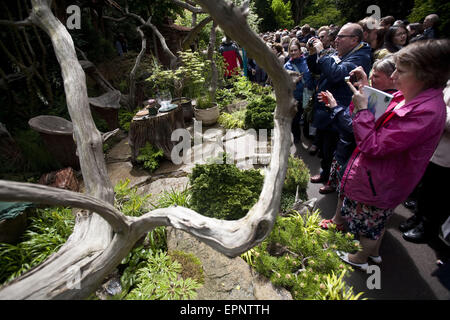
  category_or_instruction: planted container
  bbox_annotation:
[173,97,194,123]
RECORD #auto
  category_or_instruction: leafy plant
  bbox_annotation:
[244,95,277,130]
[0,207,74,284]
[218,110,246,129]
[195,95,214,110]
[156,186,191,209]
[146,50,209,99]
[189,154,264,220]
[114,179,152,217]
[271,0,295,29]
[249,210,364,300]
[283,155,310,200]
[316,270,365,300]
[118,108,139,133]
[118,249,202,300]
[136,142,164,173]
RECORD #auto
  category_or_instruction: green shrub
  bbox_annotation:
[0,207,74,284]
[283,156,310,200]
[217,110,246,129]
[244,95,276,130]
[136,142,164,173]
[118,108,138,133]
[248,210,365,300]
[189,155,264,220]
[195,95,214,110]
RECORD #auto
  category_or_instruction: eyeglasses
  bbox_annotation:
[336,34,357,39]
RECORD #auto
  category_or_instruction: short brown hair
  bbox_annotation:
[394,39,450,89]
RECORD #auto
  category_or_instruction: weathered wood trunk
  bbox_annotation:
[129,105,185,162]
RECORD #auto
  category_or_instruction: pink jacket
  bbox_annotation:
[340,88,446,209]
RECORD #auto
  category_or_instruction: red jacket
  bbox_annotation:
[219,42,243,77]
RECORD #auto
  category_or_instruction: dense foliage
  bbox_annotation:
[244,95,277,130]
[217,109,246,129]
[0,207,74,284]
[189,155,264,220]
[116,248,202,300]
[246,210,365,300]
[136,142,165,173]
[283,155,310,199]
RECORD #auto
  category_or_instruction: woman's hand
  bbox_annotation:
[287,70,303,83]
[318,90,337,108]
[347,81,368,112]
[348,66,369,89]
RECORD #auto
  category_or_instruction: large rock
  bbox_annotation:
[167,227,292,300]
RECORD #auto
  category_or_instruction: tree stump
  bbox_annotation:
[88,90,122,130]
[129,104,185,163]
[28,115,80,170]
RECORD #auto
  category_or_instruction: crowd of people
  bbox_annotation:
[219,13,450,273]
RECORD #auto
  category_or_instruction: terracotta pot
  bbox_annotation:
[194,103,219,126]
[173,97,194,123]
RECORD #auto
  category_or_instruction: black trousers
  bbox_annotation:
[417,162,450,235]
[319,129,338,180]
[291,102,303,142]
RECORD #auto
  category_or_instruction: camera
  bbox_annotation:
[345,74,358,84]
[307,37,318,48]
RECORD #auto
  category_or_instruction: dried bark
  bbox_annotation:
[129,105,185,162]
[0,0,296,300]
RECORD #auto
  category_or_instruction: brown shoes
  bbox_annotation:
[310,174,326,183]
[319,185,336,194]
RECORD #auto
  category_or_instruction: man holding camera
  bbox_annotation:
[306,23,372,188]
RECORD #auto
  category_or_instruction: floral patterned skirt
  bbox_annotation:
[340,197,394,240]
[327,158,342,190]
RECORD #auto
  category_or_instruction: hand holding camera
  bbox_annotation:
[345,66,369,89]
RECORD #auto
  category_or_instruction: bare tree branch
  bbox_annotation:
[0,180,130,233]
[171,0,206,13]
[181,15,213,51]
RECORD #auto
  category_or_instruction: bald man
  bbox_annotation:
[423,14,439,39]
[306,23,372,187]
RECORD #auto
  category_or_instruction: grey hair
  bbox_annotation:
[372,55,396,77]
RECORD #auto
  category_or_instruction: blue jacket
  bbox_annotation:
[329,106,355,166]
[307,42,372,129]
[284,55,314,102]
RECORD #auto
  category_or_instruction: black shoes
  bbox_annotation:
[404,199,418,212]
[402,222,430,244]
[399,215,422,232]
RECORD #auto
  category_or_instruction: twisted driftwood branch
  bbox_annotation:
[0,0,296,299]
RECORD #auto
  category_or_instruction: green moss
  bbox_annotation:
[189,154,264,220]
[169,250,204,285]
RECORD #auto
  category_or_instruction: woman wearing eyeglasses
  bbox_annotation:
[374,25,409,60]
[333,40,449,270]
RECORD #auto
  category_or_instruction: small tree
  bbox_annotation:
[271,0,295,29]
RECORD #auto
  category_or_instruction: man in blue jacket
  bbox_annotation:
[307,23,372,185]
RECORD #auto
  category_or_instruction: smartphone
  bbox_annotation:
[320,92,329,105]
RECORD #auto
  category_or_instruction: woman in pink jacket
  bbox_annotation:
[334,39,450,270]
